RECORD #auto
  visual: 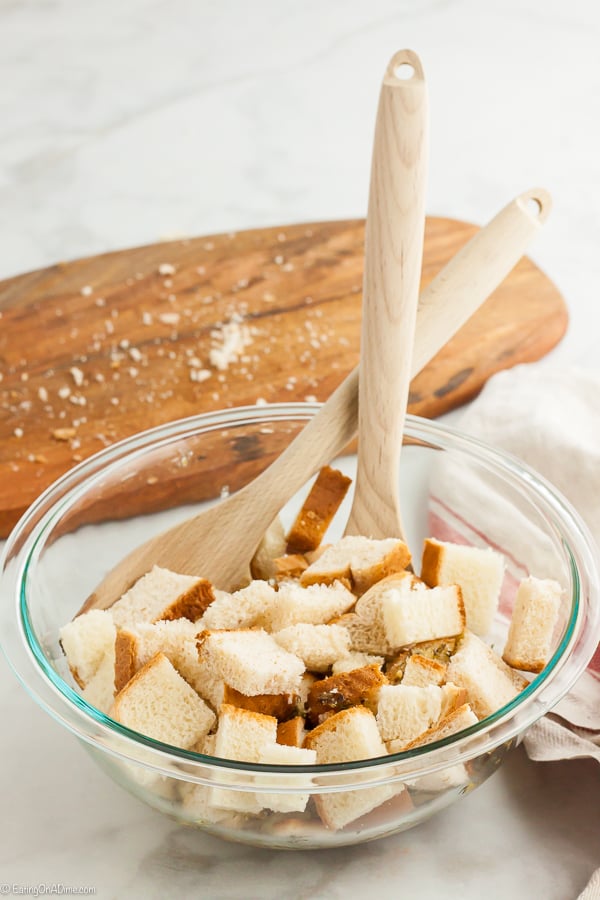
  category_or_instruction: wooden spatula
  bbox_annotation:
[345,49,428,540]
[81,182,550,611]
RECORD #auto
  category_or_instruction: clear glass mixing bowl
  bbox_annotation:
[1,405,599,849]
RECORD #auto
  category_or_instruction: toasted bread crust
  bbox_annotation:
[286,466,352,554]
[277,716,306,747]
[306,664,388,726]
[161,578,216,622]
[114,629,139,693]
[222,684,298,721]
[352,543,412,596]
[501,654,544,674]
[420,539,444,588]
[399,703,478,751]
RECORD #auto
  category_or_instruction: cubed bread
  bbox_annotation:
[300,535,411,595]
[375,684,444,743]
[200,580,277,631]
[401,654,447,687]
[59,609,116,688]
[331,651,385,674]
[273,623,350,672]
[264,580,356,632]
[250,516,287,580]
[222,684,298,721]
[210,704,278,813]
[109,652,215,748]
[255,742,317,813]
[305,664,388,726]
[392,702,479,752]
[446,630,522,719]
[81,641,117,713]
[277,716,307,747]
[285,465,352,554]
[196,629,305,696]
[304,707,396,829]
[114,618,200,692]
[110,565,215,629]
[421,538,505,636]
[333,612,393,656]
[502,576,562,673]
[382,581,465,646]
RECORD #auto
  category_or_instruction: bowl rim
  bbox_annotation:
[2,403,600,790]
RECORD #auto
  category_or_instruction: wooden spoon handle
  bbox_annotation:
[242,187,552,517]
[345,49,428,538]
[413,187,552,373]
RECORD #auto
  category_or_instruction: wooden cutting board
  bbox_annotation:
[0,216,567,537]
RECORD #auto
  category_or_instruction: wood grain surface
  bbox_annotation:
[0,216,568,536]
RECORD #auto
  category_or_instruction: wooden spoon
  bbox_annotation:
[82,184,551,609]
[344,49,428,539]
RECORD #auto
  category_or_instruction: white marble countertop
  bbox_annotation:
[1,0,599,897]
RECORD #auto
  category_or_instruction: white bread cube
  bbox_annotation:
[402,654,447,687]
[447,631,522,719]
[397,702,479,752]
[382,581,465,646]
[110,565,215,629]
[197,629,305,696]
[421,538,505,636]
[304,706,397,830]
[334,573,417,656]
[113,619,226,709]
[502,576,562,673]
[332,651,385,674]
[114,618,199,692]
[273,624,350,672]
[210,704,278,813]
[255,742,317,813]
[200,581,277,631]
[375,684,443,743]
[264,580,356,632]
[109,653,215,749]
[300,535,411,595]
[81,641,117,713]
[59,609,116,687]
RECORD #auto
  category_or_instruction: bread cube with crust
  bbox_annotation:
[200,580,277,631]
[59,608,116,688]
[264,579,356,632]
[382,580,465,646]
[300,535,411,595]
[304,706,397,829]
[285,465,352,554]
[196,629,305,696]
[502,576,562,673]
[421,538,505,636]
[110,565,215,629]
[375,684,444,743]
[273,623,350,673]
[109,652,215,748]
[210,704,278,813]
[305,664,388,726]
[447,630,524,719]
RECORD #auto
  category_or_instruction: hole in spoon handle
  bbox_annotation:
[385,49,425,85]
[519,187,552,224]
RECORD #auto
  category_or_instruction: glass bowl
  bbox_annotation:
[1,405,599,850]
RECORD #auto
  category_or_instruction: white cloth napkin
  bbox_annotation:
[451,364,600,897]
